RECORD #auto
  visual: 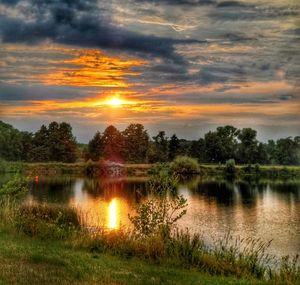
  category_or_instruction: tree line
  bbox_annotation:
[0,121,299,165]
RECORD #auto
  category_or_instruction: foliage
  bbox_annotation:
[101,125,124,161]
[224,159,236,176]
[15,203,80,239]
[170,156,200,174]
[129,172,186,236]
[86,131,102,161]
[148,165,177,193]
[188,138,207,162]
[0,174,28,199]
[148,131,169,163]
[0,160,24,173]
[275,137,300,165]
[122,124,149,163]
[168,134,180,160]
[0,121,32,161]
[236,128,259,164]
[204,126,239,163]
[1,120,300,165]
[129,195,187,236]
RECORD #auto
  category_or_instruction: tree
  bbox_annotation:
[122,124,149,163]
[55,122,78,163]
[236,128,259,164]
[0,121,25,161]
[20,131,33,161]
[29,125,50,162]
[275,137,300,165]
[189,138,207,162]
[101,125,124,161]
[168,134,180,161]
[30,122,77,162]
[204,126,239,163]
[87,131,103,161]
[266,140,277,164]
[148,131,169,163]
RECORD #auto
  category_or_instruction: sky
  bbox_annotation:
[0,0,299,142]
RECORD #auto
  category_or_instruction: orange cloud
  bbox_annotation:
[39,49,146,87]
[1,44,146,87]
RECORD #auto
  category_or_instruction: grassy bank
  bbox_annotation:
[0,199,299,284]
[1,160,300,178]
[0,229,272,285]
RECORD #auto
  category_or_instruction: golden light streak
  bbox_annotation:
[108,198,119,229]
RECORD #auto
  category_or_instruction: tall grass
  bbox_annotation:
[0,174,28,198]
[0,200,299,282]
[15,203,81,240]
[73,227,299,282]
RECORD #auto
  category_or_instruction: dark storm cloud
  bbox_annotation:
[216,1,253,8]
[133,0,216,6]
[0,0,20,5]
[0,0,203,63]
[221,33,255,42]
[0,84,93,101]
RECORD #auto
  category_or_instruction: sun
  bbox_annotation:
[106,97,124,107]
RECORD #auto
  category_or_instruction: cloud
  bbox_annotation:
[210,2,299,21]
[216,1,253,8]
[134,0,216,5]
[0,0,203,63]
[0,83,94,101]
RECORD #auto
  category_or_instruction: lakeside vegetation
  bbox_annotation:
[0,174,299,284]
[1,120,299,166]
[1,159,300,179]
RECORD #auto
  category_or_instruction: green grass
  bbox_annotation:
[0,229,270,285]
[1,161,300,178]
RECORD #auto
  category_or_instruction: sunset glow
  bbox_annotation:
[0,0,299,141]
[105,97,126,107]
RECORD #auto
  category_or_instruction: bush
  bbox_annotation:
[0,160,24,173]
[148,169,178,195]
[15,203,81,239]
[0,174,28,199]
[130,171,186,236]
[148,163,171,176]
[170,156,200,175]
[129,195,187,236]
[224,159,236,176]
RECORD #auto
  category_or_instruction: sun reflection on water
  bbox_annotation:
[108,198,119,229]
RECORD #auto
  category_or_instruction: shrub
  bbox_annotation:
[0,160,24,173]
[170,156,200,175]
[148,163,171,176]
[224,159,236,176]
[0,174,28,199]
[15,203,81,239]
[254,163,260,173]
[148,169,178,195]
[129,172,186,236]
[129,195,187,236]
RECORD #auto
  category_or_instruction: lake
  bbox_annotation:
[22,175,300,258]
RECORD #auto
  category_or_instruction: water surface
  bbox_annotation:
[24,175,300,258]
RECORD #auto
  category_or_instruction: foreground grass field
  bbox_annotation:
[0,229,272,285]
